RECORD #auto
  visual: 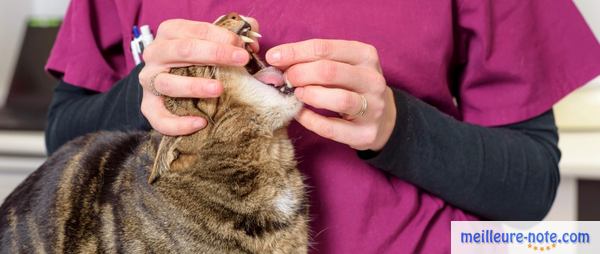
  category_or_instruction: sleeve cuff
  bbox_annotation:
[129,64,152,130]
[357,87,413,173]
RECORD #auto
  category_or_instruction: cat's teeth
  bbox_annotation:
[279,86,286,92]
[240,15,250,23]
[241,36,255,43]
[241,27,251,33]
[247,31,262,38]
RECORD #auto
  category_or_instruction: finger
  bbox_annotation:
[143,39,249,66]
[240,15,259,32]
[285,60,379,93]
[247,38,260,53]
[294,86,364,116]
[153,73,223,98]
[139,64,168,90]
[266,39,378,67]
[294,108,359,145]
[156,19,243,46]
[141,90,207,136]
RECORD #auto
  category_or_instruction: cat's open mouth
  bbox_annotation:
[245,51,295,95]
[237,24,295,96]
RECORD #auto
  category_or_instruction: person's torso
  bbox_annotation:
[113,1,476,252]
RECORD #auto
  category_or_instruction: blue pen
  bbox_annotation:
[133,26,141,38]
[130,26,142,65]
[131,25,154,65]
[133,26,145,53]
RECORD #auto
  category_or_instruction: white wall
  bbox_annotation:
[0,1,33,107]
[0,0,69,107]
[31,0,70,18]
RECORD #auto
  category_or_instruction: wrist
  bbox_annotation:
[369,87,397,151]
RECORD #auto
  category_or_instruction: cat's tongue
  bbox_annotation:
[253,66,284,87]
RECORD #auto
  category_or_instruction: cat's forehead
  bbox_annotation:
[213,12,252,35]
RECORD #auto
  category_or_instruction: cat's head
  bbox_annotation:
[148,64,302,184]
[147,12,302,184]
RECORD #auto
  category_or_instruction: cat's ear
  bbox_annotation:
[149,136,182,184]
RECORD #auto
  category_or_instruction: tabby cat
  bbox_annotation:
[0,13,308,253]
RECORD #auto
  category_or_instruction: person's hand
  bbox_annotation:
[266,39,396,151]
[138,18,259,136]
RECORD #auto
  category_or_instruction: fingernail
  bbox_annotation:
[232,50,247,64]
[269,50,281,63]
[192,119,206,129]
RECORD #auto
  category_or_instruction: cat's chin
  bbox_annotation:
[229,67,303,129]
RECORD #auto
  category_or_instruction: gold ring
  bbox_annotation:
[344,95,368,120]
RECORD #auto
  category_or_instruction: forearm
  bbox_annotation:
[45,65,150,155]
[360,88,560,220]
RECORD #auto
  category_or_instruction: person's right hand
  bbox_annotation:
[138,18,258,136]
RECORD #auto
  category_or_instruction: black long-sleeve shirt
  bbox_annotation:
[359,89,559,220]
[45,66,560,220]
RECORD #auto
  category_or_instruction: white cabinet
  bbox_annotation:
[0,131,45,201]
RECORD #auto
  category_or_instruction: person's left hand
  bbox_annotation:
[266,39,396,151]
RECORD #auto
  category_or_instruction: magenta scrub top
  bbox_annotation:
[46,0,600,252]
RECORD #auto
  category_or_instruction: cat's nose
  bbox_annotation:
[253,66,285,87]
